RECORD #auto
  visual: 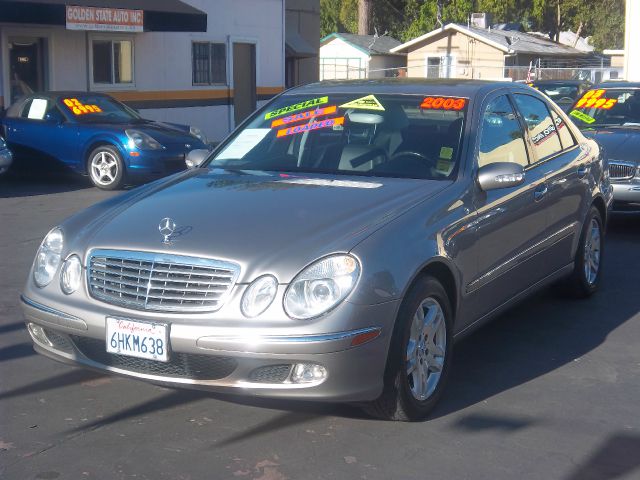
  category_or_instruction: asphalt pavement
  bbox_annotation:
[1,171,639,480]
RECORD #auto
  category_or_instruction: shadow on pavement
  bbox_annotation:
[564,432,640,480]
[0,369,105,401]
[0,343,36,363]
[0,170,91,198]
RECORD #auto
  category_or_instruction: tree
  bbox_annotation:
[319,0,624,51]
[359,0,372,34]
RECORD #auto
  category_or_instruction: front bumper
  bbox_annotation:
[21,295,397,402]
[126,145,208,180]
[611,178,640,210]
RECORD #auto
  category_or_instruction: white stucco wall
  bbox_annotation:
[625,0,640,81]
[320,37,369,79]
[1,0,285,141]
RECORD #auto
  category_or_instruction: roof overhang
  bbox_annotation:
[390,23,510,54]
[286,30,316,58]
[0,0,207,32]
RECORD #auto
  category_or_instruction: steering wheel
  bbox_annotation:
[390,150,437,168]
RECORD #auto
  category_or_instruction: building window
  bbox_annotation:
[192,42,227,85]
[92,39,133,85]
[426,55,456,79]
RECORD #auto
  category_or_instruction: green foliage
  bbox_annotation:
[319,0,625,51]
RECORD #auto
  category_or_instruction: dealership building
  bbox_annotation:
[0,0,319,141]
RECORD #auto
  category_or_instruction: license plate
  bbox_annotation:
[106,317,169,362]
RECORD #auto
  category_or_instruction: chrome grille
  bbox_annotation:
[609,162,637,180]
[88,249,240,313]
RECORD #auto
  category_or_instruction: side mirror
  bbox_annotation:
[477,162,525,191]
[185,149,210,169]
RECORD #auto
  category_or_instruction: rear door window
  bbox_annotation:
[550,108,576,150]
[514,94,563,162]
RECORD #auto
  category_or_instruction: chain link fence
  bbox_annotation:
[322,63,624,84]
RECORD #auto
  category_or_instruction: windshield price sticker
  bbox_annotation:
[270,105,337,128]
[276,116,345,138]
[63,98,103,115]
[339,95,385,111]
[106,317,169,362]
[265,96,329,120]
[570,109,596,124]
[420,97,466,111]
[575,89,617,110]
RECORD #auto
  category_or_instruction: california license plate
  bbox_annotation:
[106,317,169,362]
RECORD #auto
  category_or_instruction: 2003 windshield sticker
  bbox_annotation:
[276,116,345,138]
[270,105,337,128]
[63,98,103,115]
[265,96,329,120]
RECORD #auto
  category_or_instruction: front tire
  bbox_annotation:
[88,145,125,190]
[364,276,453,421]
[563,206,604,297]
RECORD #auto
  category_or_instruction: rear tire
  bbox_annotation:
[562,206,604,297]
[363,276,453,421]
[87,145,125,190]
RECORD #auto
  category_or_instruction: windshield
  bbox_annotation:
[537,85,579,102]
[569,88,640,127]
[58,95,141,123]
[207,93,467,180]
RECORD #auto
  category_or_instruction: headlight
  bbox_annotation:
[190,126,207,145]
[60,255,82,294]
[33,228,64,288]
[125,129,164,150]
[241,275,278,318]
[284,254,360,320]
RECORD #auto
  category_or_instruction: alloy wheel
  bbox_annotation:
[583,218,601,285]
[406,297,447,401]
[90,151,119,186]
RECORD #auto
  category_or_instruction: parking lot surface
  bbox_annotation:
[1,172,639,480]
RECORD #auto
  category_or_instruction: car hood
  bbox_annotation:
[582,126,640,161]
[65,169,450,282]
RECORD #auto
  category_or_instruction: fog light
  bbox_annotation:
[27,322,52,347]
[290,363,327,384]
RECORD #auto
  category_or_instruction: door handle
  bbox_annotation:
[534,184,548,201]
[577,164,590,178]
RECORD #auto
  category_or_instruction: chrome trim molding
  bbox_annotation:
[204,327,382,344]
[20,295,88,331]
[86,249,241,313]
[466,224,575,293]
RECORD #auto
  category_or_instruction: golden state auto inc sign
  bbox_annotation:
[66,5,143,32]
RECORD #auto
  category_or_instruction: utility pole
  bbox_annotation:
[556,0,561,42]
[358,0,371,35]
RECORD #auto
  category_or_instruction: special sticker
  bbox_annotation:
[276,117,345,137]
[265,96,329,120]
[270,105,337,128]
[339,95,385,111]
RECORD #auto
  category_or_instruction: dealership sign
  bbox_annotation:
[66,5,143,32]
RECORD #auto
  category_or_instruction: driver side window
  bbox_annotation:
[478,95,529,168]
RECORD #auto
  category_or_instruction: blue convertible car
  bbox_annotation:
[2,92,208,189]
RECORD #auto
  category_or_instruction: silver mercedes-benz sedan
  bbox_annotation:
[21,80,613,421]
